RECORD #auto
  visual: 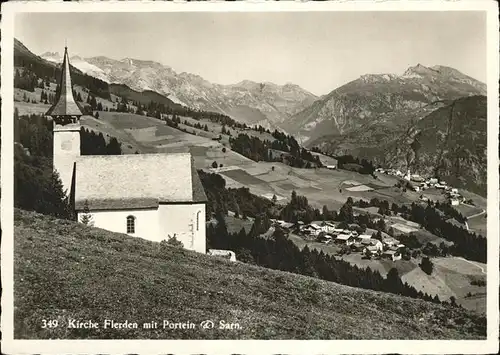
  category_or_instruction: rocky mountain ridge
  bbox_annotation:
[285,64,486,144]
[40,51,317,128]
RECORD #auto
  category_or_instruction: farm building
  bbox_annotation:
[411,174,425,182]
[323,222,338,233]
[360,239,372,246]
[351,243,364,252]
[280,222,295,229]
[317,234,333,243]
[207,249,237,262]
[301,224,322,236]
[382,250,402,261]
[335,234,355,246]
[357,234,372,241]
[363,245,381,256]
[371,239,384,251]
[382,236,400,247]
[310,223,323,232]
[49,46,207,254]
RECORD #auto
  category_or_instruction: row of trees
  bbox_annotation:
[80,128,122,155]
[40,90,56,105]
[401,202,486,263]
[124,96,247,130]
[207,215,458,308]
[279,190,325,224]
[14,68,39,92]
[311,146,377,176]
[229,133,321,169]
[198,170,276,219]
[336,155,376,175]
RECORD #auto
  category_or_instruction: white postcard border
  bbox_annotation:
[1,1,499,354]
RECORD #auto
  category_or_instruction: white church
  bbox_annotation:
[46,46,207,254]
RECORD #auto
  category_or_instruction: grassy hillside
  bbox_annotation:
[14,209,485,339]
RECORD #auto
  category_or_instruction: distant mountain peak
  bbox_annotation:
[403,63,439,77]
[40,51,63,63]
[41,51,60,57]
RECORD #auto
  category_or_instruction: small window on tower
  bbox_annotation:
[196,211,201,231]
[126,215,136,234]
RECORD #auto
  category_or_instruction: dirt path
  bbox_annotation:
[466,208,486,220]
[463,207,486,230]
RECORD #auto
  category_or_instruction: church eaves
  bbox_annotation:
[46,46,84,117]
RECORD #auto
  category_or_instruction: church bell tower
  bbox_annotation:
[46,46,83,198]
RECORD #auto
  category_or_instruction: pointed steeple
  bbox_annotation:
[46,46,83,118]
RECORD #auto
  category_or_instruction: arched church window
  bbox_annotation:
[196,211,201,231]
[126,215,136,234]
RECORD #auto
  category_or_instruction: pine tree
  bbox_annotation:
[420,256,434,275]
[90,95,97,110]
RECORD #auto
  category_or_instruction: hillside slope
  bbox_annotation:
[14,209,485,339]
[287,64,486,143]
[384,95,487,195]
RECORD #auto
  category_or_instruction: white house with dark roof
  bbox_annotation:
[47,46,207,253]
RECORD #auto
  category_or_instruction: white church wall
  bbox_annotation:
[158,203,206,254]
[78,208,160,241]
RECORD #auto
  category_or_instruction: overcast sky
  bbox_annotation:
[15,11,486,96]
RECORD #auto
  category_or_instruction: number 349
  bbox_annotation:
[41,319,59,328]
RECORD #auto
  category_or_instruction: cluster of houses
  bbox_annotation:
[376,168,463,205]
[271,219,406,261]
[375,167,404,177]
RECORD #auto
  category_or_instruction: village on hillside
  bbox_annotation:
[376,167,469,206]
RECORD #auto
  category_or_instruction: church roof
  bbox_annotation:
[74,153,207,211]
[46,46,84,117]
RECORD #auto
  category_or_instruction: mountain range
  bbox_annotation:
[40,51,317,128]
[20,40,487,195]
[41,50,486,140]
[285,64,486,143]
